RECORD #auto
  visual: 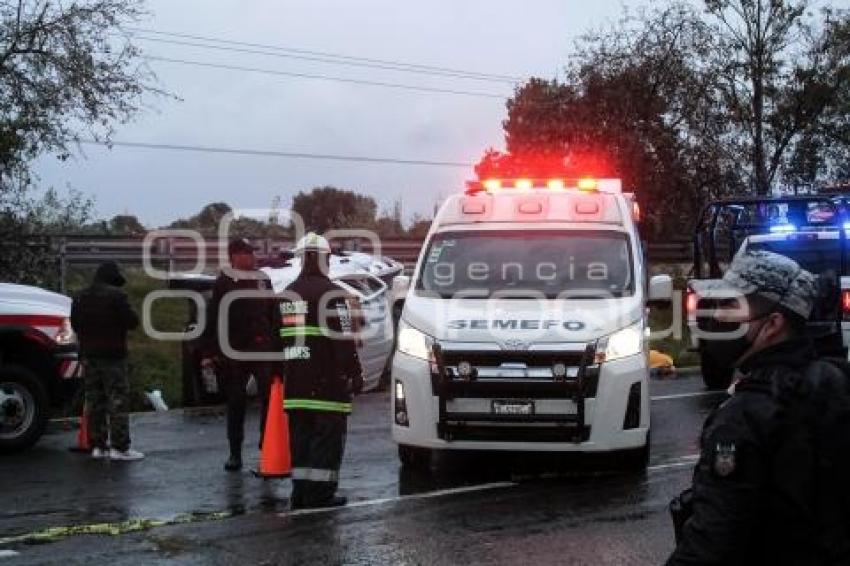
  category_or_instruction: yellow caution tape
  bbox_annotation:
[0,511,234,546]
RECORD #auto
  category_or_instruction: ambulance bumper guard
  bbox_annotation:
[431,343,597,443]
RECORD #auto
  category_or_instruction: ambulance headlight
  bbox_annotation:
[397,322,434,361]
[598,321,644,363]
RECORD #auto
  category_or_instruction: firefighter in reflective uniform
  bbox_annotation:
[280,233,363,509]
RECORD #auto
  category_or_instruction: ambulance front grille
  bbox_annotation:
[431,346,599,398]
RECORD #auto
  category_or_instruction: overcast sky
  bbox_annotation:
[34,0,645,228]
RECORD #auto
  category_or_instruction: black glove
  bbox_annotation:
[669,488,694,544]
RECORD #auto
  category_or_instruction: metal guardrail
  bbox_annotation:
[49,236,693,291]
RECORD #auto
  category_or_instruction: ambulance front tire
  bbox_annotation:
[398,444,433,472]
[617,429,650,472]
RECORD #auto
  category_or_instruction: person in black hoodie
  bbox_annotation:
[71,261,142,461]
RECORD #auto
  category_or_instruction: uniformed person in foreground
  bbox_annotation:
[203,238,278,472]
[279,233,363,509]
[667,251,850,565]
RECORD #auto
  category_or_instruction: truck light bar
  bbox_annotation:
[769,224,797,233]
[466,178,622,195]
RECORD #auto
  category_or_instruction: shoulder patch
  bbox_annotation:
[283,346,311,360]
[713,442,737,477]
[280,301,309,315]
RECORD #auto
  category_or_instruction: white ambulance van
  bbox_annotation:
[390,176,672,469]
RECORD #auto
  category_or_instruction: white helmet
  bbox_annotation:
[293,232,331,255]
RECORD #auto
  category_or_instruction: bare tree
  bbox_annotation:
[704,0,849,194]
[0,0,161,284]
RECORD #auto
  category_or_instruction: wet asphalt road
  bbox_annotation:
[0,372,724,565]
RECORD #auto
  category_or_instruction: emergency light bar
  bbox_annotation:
[465,178,623,195]
[769,224,797,233]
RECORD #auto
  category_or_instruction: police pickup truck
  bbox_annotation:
[687,195,849,389]
[390,176,672,470]
[0,283,81,451]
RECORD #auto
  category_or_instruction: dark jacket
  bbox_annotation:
[203,269,278,357]
[71,262,139,359]
[279,272,362,413]
[668,338,848,565]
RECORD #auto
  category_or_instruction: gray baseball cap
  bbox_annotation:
[692,251,818,318]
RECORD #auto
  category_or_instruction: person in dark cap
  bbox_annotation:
[70,261,142,461]
[668,251,850,565]
[203,238,279,471]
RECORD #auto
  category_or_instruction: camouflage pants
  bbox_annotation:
[84,358,131,451]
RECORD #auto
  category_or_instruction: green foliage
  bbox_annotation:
[0,0,157,168]
[108,214,146,236]
[0,186,94,286]
[701,1,850,194]
[374,216,405,238]
[490,1,850,237]
[291,186,378,233]
[0,0,161,285]
[408,215,432,239]
[167,201,291,238]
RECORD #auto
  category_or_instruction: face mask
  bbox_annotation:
[703,316,767,367]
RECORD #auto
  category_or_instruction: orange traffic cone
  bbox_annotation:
[253,376,291,478]
[69,406,91,453]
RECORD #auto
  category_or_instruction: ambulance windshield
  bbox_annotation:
[416,230,634,299]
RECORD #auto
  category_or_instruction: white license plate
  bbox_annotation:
[492,400,535,416]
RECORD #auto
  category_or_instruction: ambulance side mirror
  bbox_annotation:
[392,275,410,300]
[648,274,673,304]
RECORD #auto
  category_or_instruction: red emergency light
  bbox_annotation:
[465,177,622,195]
[842,290,850,320]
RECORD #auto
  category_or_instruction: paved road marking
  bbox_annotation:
[0,457,701,545]
[282,481,517,518]
[281,454,702,518]
[651,391,723,402]
[648,455,700,472]
[0,550,20,558]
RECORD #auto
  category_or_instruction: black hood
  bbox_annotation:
[94,261,126,287]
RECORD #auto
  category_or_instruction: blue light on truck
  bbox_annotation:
[769,224,796,233]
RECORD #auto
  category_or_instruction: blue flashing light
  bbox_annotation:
[769,224,796,233]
